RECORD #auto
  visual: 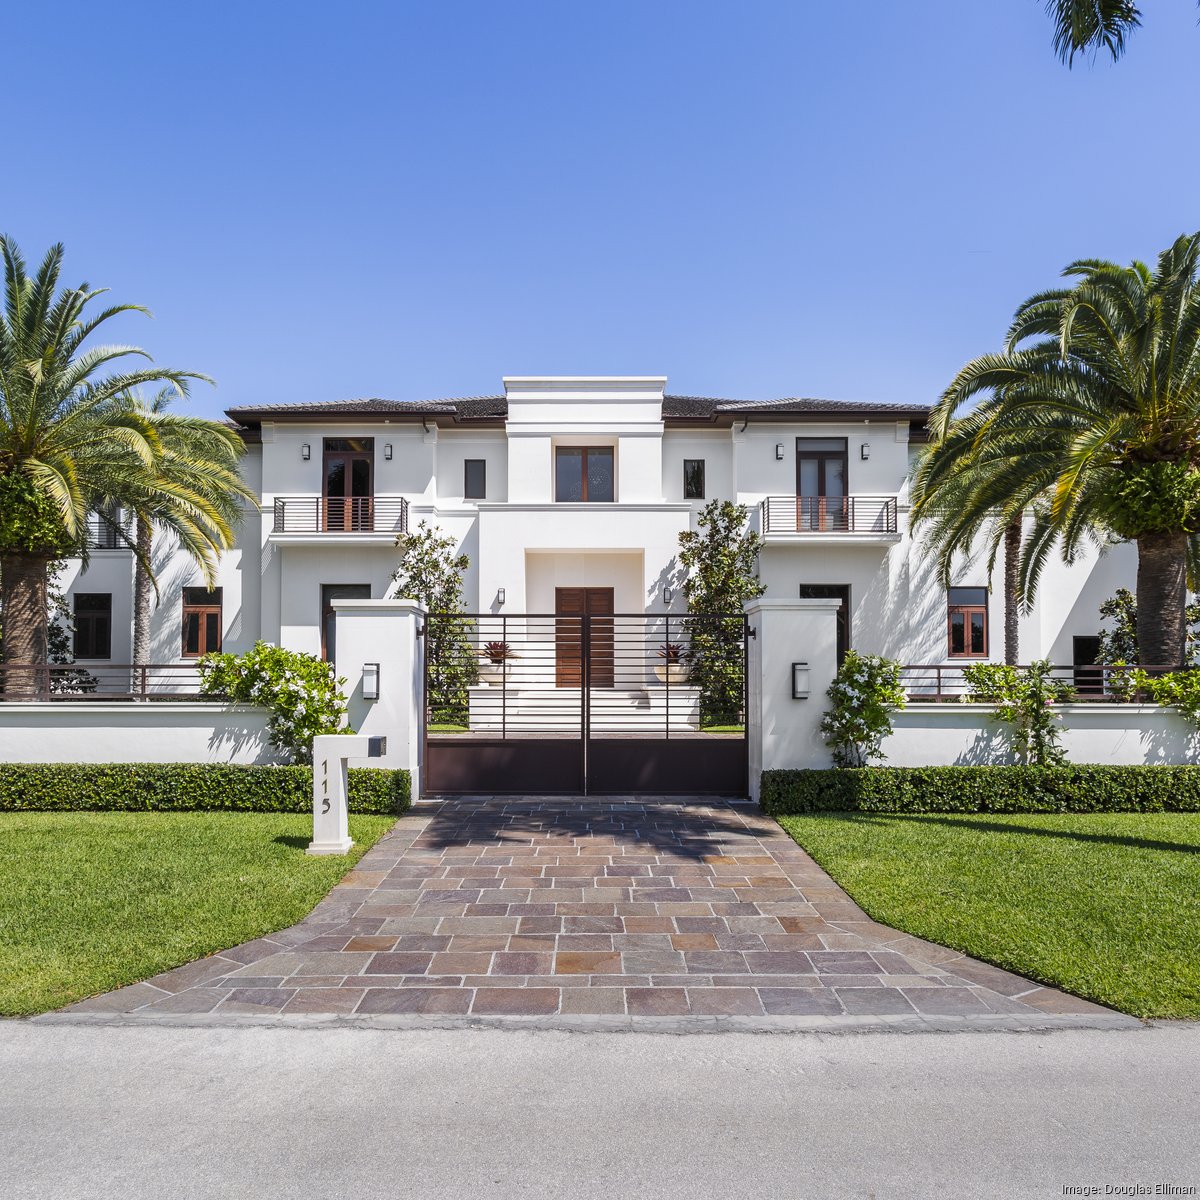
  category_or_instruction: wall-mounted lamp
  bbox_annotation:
[791,662,810,700]
[362,662,380,701]
[860,442,871,461]
[775,443,785,460]
[384,443,393,460]
[301,443,311,461]
[663,586,674,604]
[497,588,506,607]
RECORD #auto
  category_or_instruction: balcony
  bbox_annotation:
[760,495,899,541]
[271,495,409,539]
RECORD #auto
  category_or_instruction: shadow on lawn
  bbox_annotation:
[832,812,1199,857]
[272,835,311,851]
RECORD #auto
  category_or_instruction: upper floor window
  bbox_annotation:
[948,587,988,658]
[73,593,112,659]
[464,459,486,500]
[796,437,847,531]
[683,459,705,500]
[555,447,614,503]
[323,438,373,532]
[182,587,222,658]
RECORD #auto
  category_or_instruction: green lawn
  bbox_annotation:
[0,812,395,1016]
[777,812,1200,1019]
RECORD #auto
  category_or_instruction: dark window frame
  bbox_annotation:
[73,593,113,660]
[683,459,705,500]
[182,587,223,658]
[464,459,487,500]
[554,446,615,503]
[322,437,375,532]
[947,586,988,659]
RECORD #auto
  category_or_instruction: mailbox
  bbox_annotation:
[308,734,386,856]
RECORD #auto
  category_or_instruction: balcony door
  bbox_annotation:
[796,438,848,531]
[323,438,374,531]
[555,587,614,688]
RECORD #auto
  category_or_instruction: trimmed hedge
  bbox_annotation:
[760,765,1200,815]
[0,764,410,815]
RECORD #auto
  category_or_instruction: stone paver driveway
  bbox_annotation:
[55,798,1130,1029]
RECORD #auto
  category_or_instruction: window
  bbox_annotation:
[947,587,988,658]
[555,447,614,502]
[464,459,486,500]
[683,459,705,500]
[796,438,848,530]
[73,594,112,659]
[182,587,223,657]
[321,584,372,662]
[799,584,850,666]
[323,438,374,532]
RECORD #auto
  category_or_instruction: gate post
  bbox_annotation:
[332,598,425,800]
[744,599,841,803]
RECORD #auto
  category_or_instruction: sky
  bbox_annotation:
[5,0,1200,420]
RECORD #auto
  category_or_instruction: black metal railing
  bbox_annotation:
[272,495,409,534]
[900,662,1170,703]
[761,495,898,534]
[0,662,213,702]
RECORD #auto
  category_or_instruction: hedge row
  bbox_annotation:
[759,765,1200,815]
[0,764,411,814]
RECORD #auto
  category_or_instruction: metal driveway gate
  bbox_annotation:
[422,612,748,796]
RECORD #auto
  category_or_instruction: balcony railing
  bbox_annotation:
[761,495,898,535]
[272,495,409,535]
[899,663,1169,704]
[0,662,211,702]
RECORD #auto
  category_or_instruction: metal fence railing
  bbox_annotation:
[900,662,1169,703]
[0,663,213,702]
[761,495,898,534]
[272,495,409,534]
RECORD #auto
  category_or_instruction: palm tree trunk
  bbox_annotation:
[1004,517,1021,665]
[1135,531,1188,668]
[132,516,153,667]
[0,553,53,699]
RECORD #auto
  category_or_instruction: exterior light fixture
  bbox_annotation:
[775,443,785,460]
[362,662,380,701]
[791,662,810,699]
[497,588,506,606]
[384,443,393,460]
[860,443,871,461]
[301,444,311,461]
[663,586,674,604]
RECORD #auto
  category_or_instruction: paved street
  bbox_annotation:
[59,798,1124,1028]
[3,1022,1197,1199]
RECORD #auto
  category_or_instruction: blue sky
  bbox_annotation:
[6,1,1200,419]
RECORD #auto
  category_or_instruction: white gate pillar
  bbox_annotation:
[331,598,425,800]
[745,598,842,802]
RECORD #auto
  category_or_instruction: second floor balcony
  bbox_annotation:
[271,495,409,537]
[761,495,899,540]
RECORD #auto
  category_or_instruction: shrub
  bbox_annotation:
[820,651,906,768]
[760,765,1200,815]
[962,659,1073,765]
[0,763,410,814]
[198,642,350,764]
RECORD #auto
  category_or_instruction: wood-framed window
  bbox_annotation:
[464,459,486,500]
[796,437,848,530]
[182,587,223,657]
[323,437,374,531]
[948,587,988,658]
[683,459,705,500]
[73,593,112,659]
[555,446,615,502]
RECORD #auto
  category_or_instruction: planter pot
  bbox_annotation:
[654,663,689,685]
[479,660,513,685]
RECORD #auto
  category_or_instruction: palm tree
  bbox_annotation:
[914,232,1200,669]
[115,389,253,668]
[0,236,227,693]
[1045,1,1198,65]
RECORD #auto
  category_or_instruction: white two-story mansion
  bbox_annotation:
[60,375,1133,678]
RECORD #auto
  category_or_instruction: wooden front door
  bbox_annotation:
[555,587,615,688]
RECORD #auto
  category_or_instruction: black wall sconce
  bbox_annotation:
[384,444,393,460]
[775,443,785,460]
[301,444,311,461]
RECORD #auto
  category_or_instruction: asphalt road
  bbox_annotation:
[3,1022,1198,1199]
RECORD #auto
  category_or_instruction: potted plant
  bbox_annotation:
[479,640,518,684]
[654,642,689,685]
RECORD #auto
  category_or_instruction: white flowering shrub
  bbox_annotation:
[198,641,350,764]
[820,651,907,768]
[963,660,1072,766]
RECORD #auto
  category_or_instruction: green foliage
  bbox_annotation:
[1127,667,1200,730]
[1046,0,1145,66]
[677,500,764,723]
[1097,588,1200,666]
[392,520,477,724]
[0,763,409,813]
[760,765,1200,815]
[0,473,74,556]
[963,659,1073,766]
[198,642,350,764]
[1102,461,1200,539]
[819,651,906,768]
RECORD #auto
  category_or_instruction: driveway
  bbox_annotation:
[46,797,1134,1030]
